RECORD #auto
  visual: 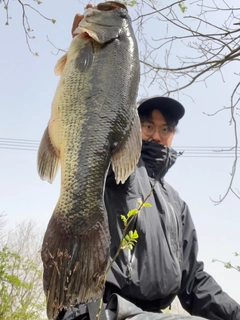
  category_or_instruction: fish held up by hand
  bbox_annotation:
[37,2,141,319]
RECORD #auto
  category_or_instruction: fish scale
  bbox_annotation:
[38,2,141,319]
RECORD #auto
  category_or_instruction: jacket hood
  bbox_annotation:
[141,141,178,180]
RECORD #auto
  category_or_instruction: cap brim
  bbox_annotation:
[138,96,185,121]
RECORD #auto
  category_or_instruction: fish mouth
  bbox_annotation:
[76,26,101,42]
[74,2,128,41]
[75,17,116,42]
[74,9,114,41]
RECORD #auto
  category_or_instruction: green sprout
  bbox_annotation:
[178,2,187,13]
[118,0,139,7]
[212,252,240,272]
[96,197,153,320]
[121,230,139,250]
[120,201,152,250]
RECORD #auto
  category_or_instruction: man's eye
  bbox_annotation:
[144,124,153,129]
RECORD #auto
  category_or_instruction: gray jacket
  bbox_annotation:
[104,141,240,319]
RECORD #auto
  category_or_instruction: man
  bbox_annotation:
[58,93,240,320]
[103,96,240,320]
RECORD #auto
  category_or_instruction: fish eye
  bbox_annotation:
[119,11,127,18]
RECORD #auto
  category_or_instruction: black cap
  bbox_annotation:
[138,96,185,122]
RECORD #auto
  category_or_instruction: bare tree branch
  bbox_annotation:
[1,0,56,55]
[133,0,240,203]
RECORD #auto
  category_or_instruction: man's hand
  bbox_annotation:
[71,4,93,37]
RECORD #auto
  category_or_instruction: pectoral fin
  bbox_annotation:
[37,126,60,183]
[111,115,142,184]
[54,54,67,76]
[75,41,94,72]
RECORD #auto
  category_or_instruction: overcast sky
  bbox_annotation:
[1,0,239,306]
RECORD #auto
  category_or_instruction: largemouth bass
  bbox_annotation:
[37,2,141,319]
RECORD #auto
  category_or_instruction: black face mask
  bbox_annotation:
[141,141,178,180]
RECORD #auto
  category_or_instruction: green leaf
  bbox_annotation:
[121,238,127,246]
[120,215,127,226]
[142,202,152,208]
[137,200,143,207]
[128,230,133,238]
[178,2,187,13]
[132,230,139,239]
[119,0,138,7]
[121,230,139,251]
[127,208,139,218]
[224,262,232,269]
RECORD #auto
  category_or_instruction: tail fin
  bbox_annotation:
[41,213,110,320]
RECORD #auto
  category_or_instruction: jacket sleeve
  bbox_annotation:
[178,202,240,320]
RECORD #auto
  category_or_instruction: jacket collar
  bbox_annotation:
[141,141,178,180]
